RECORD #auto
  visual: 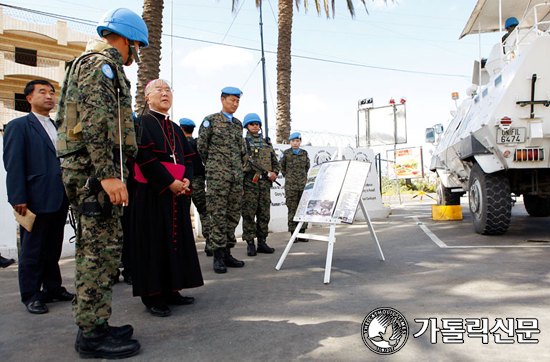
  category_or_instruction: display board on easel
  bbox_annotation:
[276,160,385,284]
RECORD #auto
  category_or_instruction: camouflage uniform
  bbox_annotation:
[186,136,211,244]
[56,39,136,334]
[242,132,280,241]
[197,112,245,250]
[280,148,310,233]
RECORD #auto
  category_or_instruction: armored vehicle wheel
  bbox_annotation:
[436,178,461,205]
[523,194,550,217]
[468,164,511,235]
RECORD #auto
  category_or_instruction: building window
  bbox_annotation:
[15,48,37,67]
[15,93,31,113]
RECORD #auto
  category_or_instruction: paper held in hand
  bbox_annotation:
[13,209,36,232]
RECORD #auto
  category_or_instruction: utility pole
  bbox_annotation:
[259,0,269,140]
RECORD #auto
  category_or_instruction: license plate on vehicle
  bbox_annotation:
[497,128,526,144]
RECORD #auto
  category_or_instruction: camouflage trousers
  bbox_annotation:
[285,188,307,234]
[191,175,211,241]
[61,154,122,334]
[206,172,242,250]
[242,174,272,241]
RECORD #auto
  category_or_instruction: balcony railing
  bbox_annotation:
[2,51,64,83]
[15,51,37,67]
[0,99,58,129]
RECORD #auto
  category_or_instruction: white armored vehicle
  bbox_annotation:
[429,0,550,235]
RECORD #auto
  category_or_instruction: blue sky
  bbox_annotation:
[6,0,501,147]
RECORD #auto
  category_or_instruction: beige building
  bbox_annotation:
[0,6,96,130]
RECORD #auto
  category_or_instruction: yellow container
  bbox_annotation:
[431,205,463,221]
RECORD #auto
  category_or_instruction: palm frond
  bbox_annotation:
[346,0,356,17]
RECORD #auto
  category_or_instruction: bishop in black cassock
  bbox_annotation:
[130,80,203,317]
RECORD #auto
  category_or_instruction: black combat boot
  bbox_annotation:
[121,269,132,285]
[204,236,213,257]
[213,249,227,273]
[246,240,257,256]
[257,237,275,253]
[223,248,245,267]
[75,324,134,352]
[77,324,140,359]
[0,255,15,268]
[293,230,308,242]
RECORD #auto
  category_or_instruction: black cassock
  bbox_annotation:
[131,111,203,297]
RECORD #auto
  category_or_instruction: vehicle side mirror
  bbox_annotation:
[425,128,436,144]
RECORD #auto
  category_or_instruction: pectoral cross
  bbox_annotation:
[170,153,176,165]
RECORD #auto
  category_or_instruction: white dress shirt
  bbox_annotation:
[32,112,57,148]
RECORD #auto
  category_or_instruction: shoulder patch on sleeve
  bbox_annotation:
[101,64,114,79]
[202,120,210,128]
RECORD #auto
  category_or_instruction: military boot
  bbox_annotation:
[213,249,227,273]
[257,237,275,253]
[246,240,257,256]
[77,324,140,359]
[223,248,245,267]
[204,237,213,257]
[75,324,134,352]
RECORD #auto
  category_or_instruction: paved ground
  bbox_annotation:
[1,195,549,361]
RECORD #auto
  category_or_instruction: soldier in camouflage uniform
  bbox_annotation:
[197,87,246,274]
[280,132,310,242]
[241,113,280,256]
[179,118,212,256]
[55,8,147,359]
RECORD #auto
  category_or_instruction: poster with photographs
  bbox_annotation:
[386,146,424,179]
[294,160,372,224]
[331,161,371,223]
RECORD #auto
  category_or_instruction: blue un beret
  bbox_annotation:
[289,132,301,140]
[221,86,243,97]
[179,118,195,127]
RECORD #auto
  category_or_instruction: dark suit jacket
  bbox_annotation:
[3,113,65,214]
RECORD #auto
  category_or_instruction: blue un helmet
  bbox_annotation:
[505,17,519,30]
[243,113,262,128]
[97,8,149,63]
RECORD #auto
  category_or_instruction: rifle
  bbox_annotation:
[245,156,281,186]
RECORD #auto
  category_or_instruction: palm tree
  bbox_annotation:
[233,1,370,143]
[135,0,164,115]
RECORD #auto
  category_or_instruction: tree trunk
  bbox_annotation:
[135,0,164,115]
[276,0,293,144]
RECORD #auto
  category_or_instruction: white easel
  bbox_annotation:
[275,198,385,284]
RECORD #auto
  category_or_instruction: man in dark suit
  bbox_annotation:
[3,80,73,314]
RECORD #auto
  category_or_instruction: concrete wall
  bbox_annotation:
[0,142,388,260]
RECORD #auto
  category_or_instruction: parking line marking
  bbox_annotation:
[413,216,448,248]
[412,216,550,249]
